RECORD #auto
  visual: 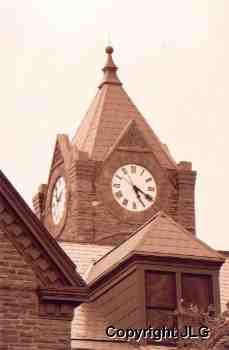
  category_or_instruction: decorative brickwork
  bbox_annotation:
[32,184,47,221]
[0,195,71,287]
[0,170,88,349]
[0,226,73,349]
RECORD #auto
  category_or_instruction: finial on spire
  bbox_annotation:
[105,46,113,54]
[98,46,122,89]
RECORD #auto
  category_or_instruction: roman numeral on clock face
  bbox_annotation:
[122,198,128,206]
[131,165,136,174]
[115,190,123,198]
[121,167,128,175]
[113,183,120,188]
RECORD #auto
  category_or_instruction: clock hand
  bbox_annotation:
[121,175,149,205]
[120,177,143,204]
[126,174,134,186]
[54,189,59,202]
[120,175,150,206]
[122,176,132,186]
[131,184,145,207]
[133,185,153,202]
[56,188,64,202]
[127,175,152,201]
[136,191,145,207]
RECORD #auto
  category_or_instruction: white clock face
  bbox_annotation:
[51,177,66,225]
[111,164,157,212]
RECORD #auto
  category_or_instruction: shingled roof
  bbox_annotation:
[72,47,176,169]
[87,211,224,284]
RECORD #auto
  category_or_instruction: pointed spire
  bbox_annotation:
[98,46,122,89]
[73,47,177,169]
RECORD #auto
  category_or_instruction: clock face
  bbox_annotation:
[111,164,157,212]
[51,176,66,225]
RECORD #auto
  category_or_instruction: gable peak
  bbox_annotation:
[98,46,122,89]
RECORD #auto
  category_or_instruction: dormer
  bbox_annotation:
[85,212,224,344]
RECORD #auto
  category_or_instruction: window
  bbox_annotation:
[145,270,214,331]
[181,273,213,311]
[145,271,177,329]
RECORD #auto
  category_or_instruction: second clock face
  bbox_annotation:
[111,164,157,212]
[51,176,66,225]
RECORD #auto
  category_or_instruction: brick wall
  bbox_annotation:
[38,318,71,350]
[177,162,196,235]
[0,227,38,349]
[0,227,73,350]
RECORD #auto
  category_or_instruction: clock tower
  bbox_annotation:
[33,47,196,245]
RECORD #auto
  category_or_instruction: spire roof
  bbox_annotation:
[72,47,176,169]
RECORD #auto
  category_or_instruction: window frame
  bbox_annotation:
[137,261,221,331]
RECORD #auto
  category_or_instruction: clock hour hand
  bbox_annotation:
[132,185,145,207]
[54,189,59,202]
[137,193,145,207]
[56,188,63,202]
[133,185,153,202]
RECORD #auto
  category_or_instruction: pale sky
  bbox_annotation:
[1,0,229,250]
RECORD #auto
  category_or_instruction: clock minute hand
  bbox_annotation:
[122,176,132,186]
[54,188,59,202]
[132,185,145,207]
[126,174,134,186]
[133,185,153,202]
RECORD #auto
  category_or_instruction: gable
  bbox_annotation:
[104,120,152,162]
[117,120,151,150]
[0,170,86,289]
[49,134,72,178]
[50,138,64,170]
